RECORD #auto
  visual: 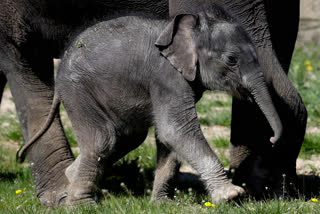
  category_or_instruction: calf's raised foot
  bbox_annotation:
[211,184,245,202]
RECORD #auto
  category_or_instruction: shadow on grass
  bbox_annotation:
[100,160,206,196]
[0,171,23,181]
[100,160,320,201]
[298,174,320,198]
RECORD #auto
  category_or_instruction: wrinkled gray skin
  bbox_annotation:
[28,4,283,204]
[168,0,307,198]
[1,0,306,206]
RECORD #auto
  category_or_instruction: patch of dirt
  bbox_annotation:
[201,125,230,139]
[0,89,15,113]
[297,156,320,175]
[307,127,320,134]
[204,91,230,102]
[1,140,19,151]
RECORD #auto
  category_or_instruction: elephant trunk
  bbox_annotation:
[246,73,283,145]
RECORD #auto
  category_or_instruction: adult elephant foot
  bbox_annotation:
[3,43,75,206]
[211,184,245,202]
[28,116,75,206]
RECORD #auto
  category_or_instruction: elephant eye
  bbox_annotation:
[225,55,238,67]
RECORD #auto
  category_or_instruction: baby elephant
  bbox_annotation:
[18,3,283,205]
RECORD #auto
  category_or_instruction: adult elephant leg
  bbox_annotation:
[5,46,74,206]
[263,1,304,194]
[230,50,307,197]
[259,50,307,196]
[224,0,306,197]
[151,137,181,201]
[264,0,300,72]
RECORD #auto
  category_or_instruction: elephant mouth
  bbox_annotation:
[231,85,253,102]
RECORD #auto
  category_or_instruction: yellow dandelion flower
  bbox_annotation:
[305,60,311,66]
[306,65,313,71]
[24,188,27,191]
[16,189,22,194]
[211,203,216,208]
[204,202,212,207]
[311,198,318,202]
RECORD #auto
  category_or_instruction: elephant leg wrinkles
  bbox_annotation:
[64,101,148,204]
[151,137,181,201]
[2,44,74,206]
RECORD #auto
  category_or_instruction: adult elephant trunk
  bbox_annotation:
[246,73,283,145]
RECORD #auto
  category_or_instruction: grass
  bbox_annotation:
[196,92,232,126]
[1,42,320,212]
[1,143,320,213]
[299,134,320,159]
[1,161,320,214]
[289,42,320,127]
[211,137,229,148]
[0,111,24,146]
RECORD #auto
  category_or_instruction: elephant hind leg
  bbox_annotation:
[64,125,115,205]
[151,137,181,201]
[64,116,148,205]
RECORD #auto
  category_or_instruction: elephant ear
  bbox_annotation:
[155,14,198,81]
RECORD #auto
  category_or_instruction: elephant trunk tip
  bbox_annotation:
[270,124,283,146]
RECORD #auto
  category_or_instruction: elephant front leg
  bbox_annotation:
[151,138,181,201]
[153,99,244,202]
[3,46,74,206]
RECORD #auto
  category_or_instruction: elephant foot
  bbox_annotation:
[38,187,68,206]
[66,182,101,206]
[211,184,245,202]
[150,181,176,202]
[37,170,71,206]
[66,197,97,207]
[150,189,174,202]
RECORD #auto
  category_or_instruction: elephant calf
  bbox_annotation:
[19,3,283,205]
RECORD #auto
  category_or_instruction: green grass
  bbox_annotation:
[0,111,24,146]
[196,92,232,126]
[289,42,320,127]
[299,134,320,159]
[211,137,229,148]
[1,144,320,213]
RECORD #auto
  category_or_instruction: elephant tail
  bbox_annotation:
[16,93,61,163]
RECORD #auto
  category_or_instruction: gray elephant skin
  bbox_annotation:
[1,0,306,206]
[20,3,284,205]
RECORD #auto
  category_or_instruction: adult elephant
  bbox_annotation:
[0,0,169,206]
[0,0,306,206]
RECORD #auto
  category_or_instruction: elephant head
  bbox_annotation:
[167,0,307,197]
[155,6,283,145]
